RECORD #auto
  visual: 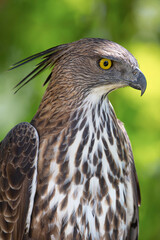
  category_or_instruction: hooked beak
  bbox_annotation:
[129,70,147,96]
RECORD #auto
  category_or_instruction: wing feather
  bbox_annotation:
[117,119,141,240]
[0,122,39,240]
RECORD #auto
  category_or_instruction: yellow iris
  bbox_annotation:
[99,58,112,70]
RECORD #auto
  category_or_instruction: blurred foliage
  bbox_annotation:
[0,0,160,239]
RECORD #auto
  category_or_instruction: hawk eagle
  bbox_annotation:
[0,38,146,240]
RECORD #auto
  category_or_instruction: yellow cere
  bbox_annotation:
[99,58,112,70]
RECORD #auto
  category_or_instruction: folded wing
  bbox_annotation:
[0,122,39,240]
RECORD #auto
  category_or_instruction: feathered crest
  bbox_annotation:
[10,44,68,93]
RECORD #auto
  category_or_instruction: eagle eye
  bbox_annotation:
[99,58,112,70]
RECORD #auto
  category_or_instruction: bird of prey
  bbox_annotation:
[0,38,146,240]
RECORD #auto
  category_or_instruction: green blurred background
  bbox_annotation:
[0,0,160,239]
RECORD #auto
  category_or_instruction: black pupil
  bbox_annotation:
[103,61,108,66]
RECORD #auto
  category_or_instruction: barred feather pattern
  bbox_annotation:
[29,93,136,240]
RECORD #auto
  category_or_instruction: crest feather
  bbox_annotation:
[10,44,68,93]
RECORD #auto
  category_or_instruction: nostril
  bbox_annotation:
[132,68,139,76]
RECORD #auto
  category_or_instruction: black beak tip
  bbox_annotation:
[140,82,147,96]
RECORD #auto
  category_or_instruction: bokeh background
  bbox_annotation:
[0,0,159,239]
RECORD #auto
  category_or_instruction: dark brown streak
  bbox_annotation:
[106,114,114,145]
[102,137,119,176]
[88,133,95,156]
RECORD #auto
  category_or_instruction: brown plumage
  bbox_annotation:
[0,38,146,240]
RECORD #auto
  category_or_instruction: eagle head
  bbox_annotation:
[13,38,147,98]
